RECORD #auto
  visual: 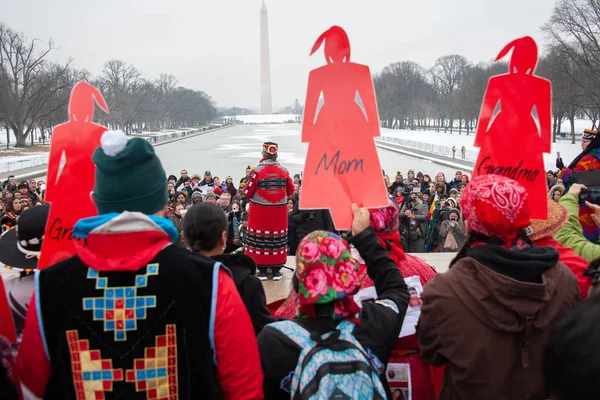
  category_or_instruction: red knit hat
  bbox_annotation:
[461,174,530,244]
[213,187,223,196]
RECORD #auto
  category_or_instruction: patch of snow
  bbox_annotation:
[230,151,306,165]
[380,125,587,171]
[224,114,299,124]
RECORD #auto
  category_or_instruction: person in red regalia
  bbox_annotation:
[300,26,388,230]
[243,142,294,281]
[38,82,109,269]
[471,36,551,220]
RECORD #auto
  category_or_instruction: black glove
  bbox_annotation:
[556,158,565,170]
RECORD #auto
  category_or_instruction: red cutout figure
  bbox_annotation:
[38,82,109,269]
[472,37,551,220]
[300,26,388,230]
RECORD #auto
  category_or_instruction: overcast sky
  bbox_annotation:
[1,0,555,110]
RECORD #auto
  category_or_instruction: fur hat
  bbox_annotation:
[527,199,569,242]
[435,182,447,193]
[548,184,565,199]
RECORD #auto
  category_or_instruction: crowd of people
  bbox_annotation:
[2,128,600,399]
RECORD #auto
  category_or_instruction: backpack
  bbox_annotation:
[270,319,387,400]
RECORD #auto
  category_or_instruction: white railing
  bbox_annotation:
[0,154,49,174]
[1,125,228,174]
[377,136,479,162]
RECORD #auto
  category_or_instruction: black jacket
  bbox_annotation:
[214,253,274,335]
[0,357,18,400]
[257,227,410,399]
[290,203,335,243]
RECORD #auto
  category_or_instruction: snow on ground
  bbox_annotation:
[381,120,593,171]
[223,114,299,124]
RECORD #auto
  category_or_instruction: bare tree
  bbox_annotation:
[99,60,143,133]
[430,55,471,133]
[374,61,436,129]
[0,23,72,146]
[543,0,600,113]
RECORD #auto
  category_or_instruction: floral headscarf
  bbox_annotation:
[295,231,361,322]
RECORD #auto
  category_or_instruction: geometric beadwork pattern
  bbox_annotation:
[66,330,124,400]
[82,264,159,341]
[126,324,178,400]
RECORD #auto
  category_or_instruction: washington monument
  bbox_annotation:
[260,1,272,114]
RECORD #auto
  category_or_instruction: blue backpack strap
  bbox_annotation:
[208,261,231,365]
[267,320,313,350]
[337,319,356,336]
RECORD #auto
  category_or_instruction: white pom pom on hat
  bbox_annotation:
[100,130,129,157]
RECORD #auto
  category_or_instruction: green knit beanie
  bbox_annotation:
[92,130,167,215]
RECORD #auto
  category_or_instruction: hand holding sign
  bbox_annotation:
[300,26,388,230]
[471,36,551,220]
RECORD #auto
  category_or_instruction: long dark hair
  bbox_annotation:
[449,228,532,268]
[183,203,227,252]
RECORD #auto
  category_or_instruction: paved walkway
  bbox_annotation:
[0,252,453,305]
[376,139,475,172]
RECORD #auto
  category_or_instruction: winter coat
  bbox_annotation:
[555,193,600,262]
[228,211,243,244]
[0,351,18,400]
[438,220,466,252]
[448,178,461,189]
[534,236,591,299]
[417,244,579,400]
[258,227,410,399]
[169,215,184,246]
[290,203,334,243]
[400,202,428,252]
[213,253,274,335]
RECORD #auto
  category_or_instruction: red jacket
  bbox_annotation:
[17,212,263,399]
[535,236,591,299]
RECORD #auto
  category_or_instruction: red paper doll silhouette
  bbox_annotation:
[300,26,388,230]
[38,82,109,269]
[472,36,551,220]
